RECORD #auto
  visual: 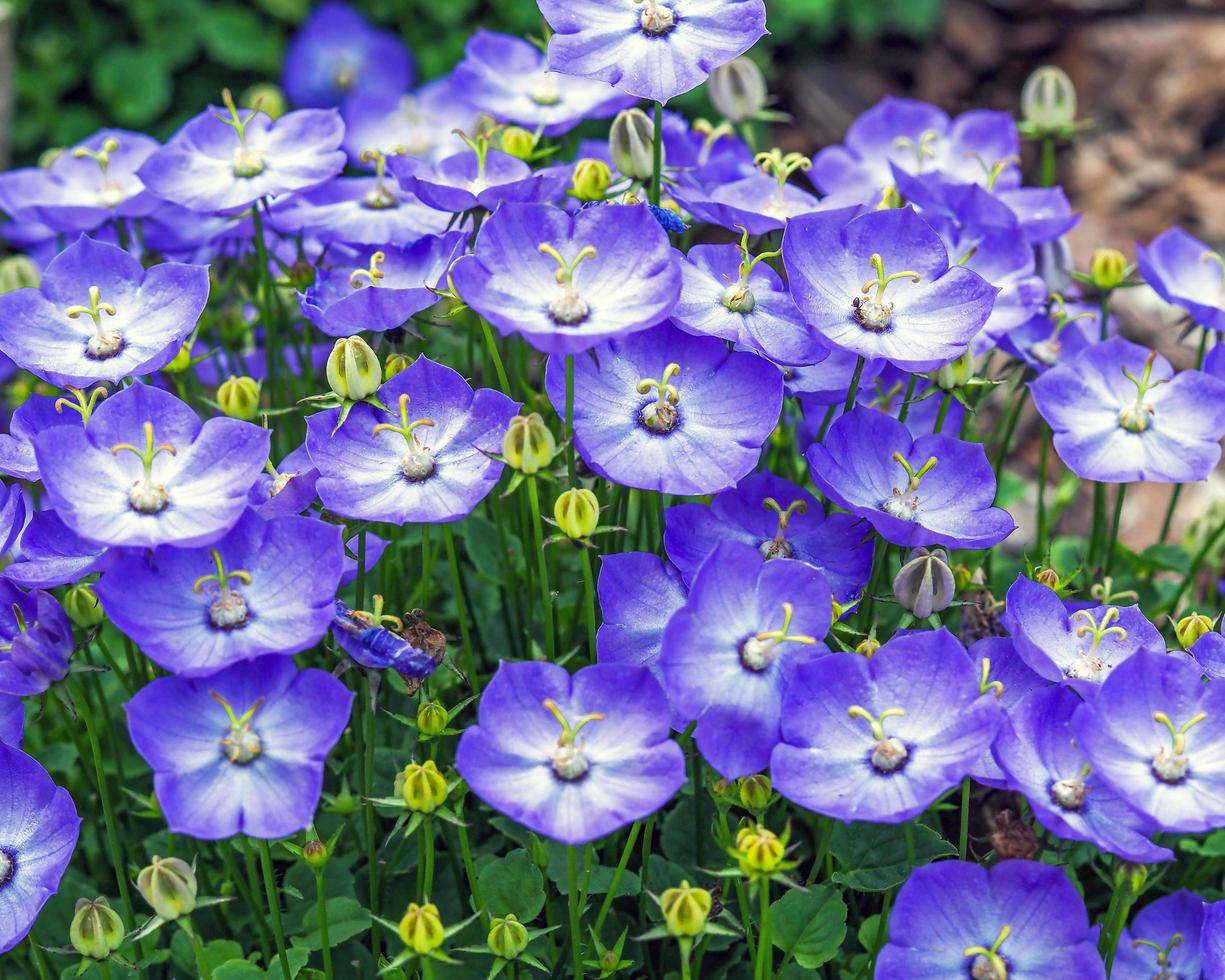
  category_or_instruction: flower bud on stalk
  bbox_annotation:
[503,413,556,475]
[499,126,536,160]
[610,108,658,180]
[217,375,261,420]
[63,583,105,628]
[69,897,125,960]
[397,759,448,813]
[855,637,881,658]
[661,880,712,937]
[383,351,411,382]
[1089,248,1128,291]
[417,699,449,736]
[1020,65,1077,135]
[554,488,600,540]
[0,255,38,293]
[303,838,328,868]
[326,336,381,401]
[136,855,197,921]
[488,914,530,959]
[1176,612,1215,649]
[708,57,767,124]
[737,773,772,811]
[240,83,287,120]
[572,158,613,202]
[934,349,975,391]
[399,902,445,954]
[733,824,785,876]
[163,341,194,374]
[893,547,956,619]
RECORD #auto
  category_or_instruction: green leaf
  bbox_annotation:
[544,843,640,898]
[92,47,172,126]
[857,913,883,952]
[770,887,847,969]
[1180,829,1225,857]
[478,849,546,922]
[213,961,266,980]
[199,6,284,71]
[292,897,371,951]
[829,822,955,892]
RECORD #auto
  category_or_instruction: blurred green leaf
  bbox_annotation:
[830,822,955,892]
[200,5,285,71]
[92,46,173,126]
[478,848,546,922]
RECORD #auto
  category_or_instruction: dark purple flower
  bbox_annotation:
[451,202,681,355]
[1137,227,1225,333]
[994,186,1080,244]
[0,583,72,696]
[36,383,269,549]
[268,175,449,246]
[996,302,1113,374]
[126,657,353,840]
[965,636,1045,787]
[1204,900,1225,978]
[539,0,768,105]
[595,551,687,683]
[0,695,21,746]
[771,629,1000,822]
[1113,892,1203,980]
[331,599,441,684]
[805,406,1015,550]
[876,860,1103,979]
[456,661,686,844]
[660,541,831,778]
[1191,630,1225,680]
[2,510,112,590]
[1030,336,1225,483]
[783,206,999,371]
[0,236,209,388]
[306,356,516,524]
[0,484,23,561]
[0,743,80,954]
[247,445,319,518]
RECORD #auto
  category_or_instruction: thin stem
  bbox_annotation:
[1103,484,1127,577]
[650,102,663,207]
[593,821,641,938]
[315,870,334,980]
[1160,485,1183,544]
[958,777,971,861]
[187,921,213,980]
[565,355,578,485]
[220,842,274,959]
[442,523,477,686]
[843,356,866,415]
[1037,427,1050,553]
[895,373,918,424]
[419,816,436,899]
[1089,482,1107,570]
[932,391,953,435]
[257,839,293,980]
[1164,518,1225,616]
[455,813,486,920]
[568,846,585,980]
[756,880,772,980]
[1099,873,1139,974]
[579,546,597,665]
[479,318,510,394]
[1099,293,1110,343]
[355,530,368,613]
[527,477,556,660]
[1040,138,1056,188]
[991,384,1029,489]
[361,673,380,962]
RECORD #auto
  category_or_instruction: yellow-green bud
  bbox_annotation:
[398,902,445,954]
[1090,248,1128,291]
[63,583,105,628]
[383,351,411,382]
[1021,65,1077,134]
[503,413,556,475]
[397,759,448,813]
[487,913,530,959]
[417,699,449,737]
[855,637,881,658]
[0,255,39,293]
[609,108,658,180]
[953,563,975,593]
[1112,861,1148,896]
[934,349,975,391]
[554,488,600,540]
[136,855,197,921]
[1176,612,1215,649]
[163,342,194,375]
[708,57,767,124]
[69,897,124,960]
[734,825,784,876]
[661,880,712,938]
[1034,566,1061,590]
[217,375,262,421]
[240,83,287,120]
[326,336,382,402]
[303,839,328,868]
[571,158,613,202]
[330,784,358,815]
[499,126,536,160]
[709,776,739,806]
[737,774,772,811]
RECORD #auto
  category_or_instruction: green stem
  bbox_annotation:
[1040,138,1056,188]
[187,921,213,980]
[27,938,51,980]
[843,356,866,415]
[1159,485,1182,545]
[568,846,585,980]
[354,529,368,613]
[958,777,971,861]
[1099,293,1110,343]
[441,523,477,687]
[527,477,556,660]
[895,373,918,424]
[479,317,510,394]
[991,383,1029,489]
[1099,877,1139,974]
[579,546,597,665]
[1037,427,1051,553]
[361,673,380,962]
[565,355,577,486]
[249,203,279,414]
[1089,482,1107,570]
[99,957,115,980]
[1164,518,1225,616]
[1103,484,1127,577]
[650,102,663,207]
[220,842,274,960]
[455,812,485,920]
[756,879,772,980]
[315,870,334,980]
[592,821,641,938]
[679,938,694,980]
[257,839,293,980]
[418,816,437,900]
[932,391,953,435]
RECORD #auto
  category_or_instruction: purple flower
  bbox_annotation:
[0,236,209,388]
[1072,651,1225,834]
[660,541,831,778]
[770,629,1000,822]
[805,406,1015,550]
[451,202,681,355]
[876,860,1103,980]
[0,695,21,746]
[36,383,269,549]
[993,686,1171,863]
[1204,900,1225,978]
[247,445,319,518]
[268,175,449,246]
[796,369,967,441]
[298,233,466,337]
[595,551,687,682]
[389,140,569,215]
[306,356,516,524]
[1137,227,1225,332]
[1113,892,1203,980]
[782,342,883,405]
[340,82,466,165]
[546,322,781,495]
[0,583,73,696]
[0,394,86,483]
[1191,630,1225,680]
[0,484,23,561]
[3,510,112,590]
[0,743,80,954]
[137,97,345,214]
[1030,336,1225,483]
[996,303,1112,374]
[663,470,871,601]
[455,661,686,845]
[965,636,1044,787]
[282,1,412,109]
[783,206,999,371]
[539,0,768,105]
[97,511,344,677]
[331,600,443,689]
[671,167,821,236]
[125,657,353,840]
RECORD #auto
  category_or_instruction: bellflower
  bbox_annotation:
[97,511,344,677]
[965,636,1045,788]
[771,629,1001,823]
[539,0,768,105]
[782,342,884,405]
[247,445,319,518]
[1137,226,1225,332]
[0,236,209,388]
[0,744,80,955]
[0,695,21,746]
[1030,336,1225,483]
[2,510,111,590]
[0,394,88,483]
[268,174,449,246]
[595,552,687,681]
[793,365,968,440]
[0,583,73,697]
[671,163,821,236]
[544,322,782,495]
[1072,651,1225,834]
[306,356,516,524]
[126,657,353,840]
[805,406,1016,550]
[451,202,680,355]
[331,599,443,688]
[876,861,1104,980]
[993,686,1171,863]
[783,205,999,370]
[1191,630,1225,679]
[663,470,871,601]
[1204,901,1225,978]
[340,82,467,165]
[660,540,831,779]
[1113,892,1203,980]
[455,661,686,845]
[36,383,269,549]
[996,302,1111,374]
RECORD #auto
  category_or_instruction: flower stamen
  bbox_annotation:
[848,705,909,773]
[111,421,177,514]
[350,251,387,288]
[636,362,681,433]
[372,393,437,481]
[543,698,604,781]
[963,923,1011,980]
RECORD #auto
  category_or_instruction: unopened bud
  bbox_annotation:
[1021,65,1077,134]
[572,158,613,202]
[70,897,124,960]
[397,759,448,813]
[417,699,448,737]
[661,880,712,938]
[893,547,956,619]
[709,776,739,807]
[136,855,197,921]
[383,351,411,382]
[554,488,599,540]
[1089,248,1128,291]
[708,57,767,124]
[499,126,536,160]
[329,783,358,815]
[610,108,658,180]
[1112,861,1148,896]
[737,774,772,811]
[303,839,328,868]
[217,375,261,421]
[733,824,784,876]
[241,83,287,120]
[1034,566,1061,590]
[855,637,880,658]
[0,255,39,293]
[934,349,975,391]
[326,336,382,402]
[63,583,105,628]
[953,564,975,593]
[1176,612,1215,650]
[503,413,556,475]
[163,342,194,374]
[398,902,445,954]
[487,913,529,959]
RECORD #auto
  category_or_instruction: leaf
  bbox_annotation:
[1180,829,1225,857]
[544,843,640,898]
[91,47,172,127]
[213,962,266,980]
[829,822,955,892]
[478,849,546,922]
[199,5,284,71]
[769,887,847,969]
[292,897,371,951]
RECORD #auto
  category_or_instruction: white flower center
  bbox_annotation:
[551,743,590,781]
[639,0,676,35]
[129,478,169,515]
[209,590,250,630]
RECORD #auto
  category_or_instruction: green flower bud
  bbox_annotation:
[733,825,784,876]
[503,413,556,475]
[326,336,382,402]
[571,158,613,202]
[63,583,105,628]
[737,773,772,811]
[217,375,262,421]
[1034,566,1061,591]
[855,637,881,658]
[398,902,445,954]
[1021,65,1077,134]
[893,546,956,619]
[163,342,194,375]
[554,488,600,540]
[934,349,975,390]
[1176,612,1215,650]
[417,699,448,737]
[303,839,328,868]
[383,351,411,382]
[708,57,767,124]
[953,563,975,593]
[708,776,739,807]
[69,896,125,960]
[330,784,358,815]
[1112,861,1148,896]
[241,83,287,121]
[487,913,530,959]
[398,759,448,813]
[136,855,197,921]
[660,880,712,938]
[499,126,536,160]
[609,108,658,180]
[1090,248,1128,291]
[0,255,39,293]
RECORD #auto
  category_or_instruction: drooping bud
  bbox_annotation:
[893,547,956,619]
[499,126,536,160]
[1112,861,1149,896]
[503,413,556,475]
[69,897,125,960]
[240,83,287,120]
[737,773,772,811]
[1089,248,1128,291]
[398,902,445,954]
[303,839,329,868]
[1176,612,1215,650]
[217,376,262,421]
[383,351,411,382]
[0,255,39,293]
[487,914,530,959]
[397,759,448,813]
[417,699,449,737]
[63,583,106,628]
[708,57,768,124]
[609,108,658,180]
[660,880,712,938]
[554,488,600,540]
[934,349,975,391]
[733,824,785,876]
[1020,65,1077,135]
[136,855,198,921]
[326,336,382,402]
[572,158,613,202]
[329,783,358,815]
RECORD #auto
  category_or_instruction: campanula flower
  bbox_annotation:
[2,510,111,590]
[0,394,82,482]
[340,81,467,165]
[331,599,444,688]
[0,583,73,697]
[126,657,353,839]
[671,157,821,236]
[996,301,1112,374]
[268,173,449,246]
[0,695,21,746]
[1113,891,1204,980]
[596,552,687,687]
[247,444,319,518]
[455,661,686,845]
[964,636,1044,788]
[1136,226,1225,333]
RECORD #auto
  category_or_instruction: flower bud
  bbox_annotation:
[660,880,712,938]
[217,375,261,421]
[1034,566,1061,590]
[708,57,767,124]
[1089,248,1128,291]
[1112,861,1148,896]
[487,914,529,959]
[70,897,124,960]
[737,773,771,811]
[241,83,287,120]
[417,699,448,737]
[63,583,105,628]
[855,637,881,658]
[893,547,956,620]
[1021,65,1077,134]
[1176,612,1215,649]
[734,824,784,876]
[554,488,600,540]
[163,342,194,374]
[326,336,382,402]
[329,783,358,815]
[572,158,612,202]
[383,351,411,382]
[136,855,197,921]
[398,902,445,954]
[499,126,536,160]
[609,108,658,180]
[934,349,975,391]
[398,759,448,813]
[503,413,556,475]
[303,839,328,868]
[0,255,39,293]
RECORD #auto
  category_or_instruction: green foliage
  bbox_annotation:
[769,886,848,969]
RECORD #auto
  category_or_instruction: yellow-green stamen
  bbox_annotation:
[759,497,807,559]
[111,421,177,514]
[963,924,1011,980]
[212,690,265,764]
[54,385,108,424]
[543,698,604,781]
[636,362,681,433]
[372,393,437,481]
[1152,709,1207,784]
[350,251,386,288]
[893,129,940,168]
[1118,350,1167,433]
[848,705,909,772]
